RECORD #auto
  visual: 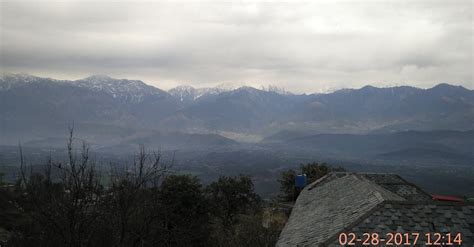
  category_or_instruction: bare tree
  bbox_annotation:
[17,126,103,247]
[105,144,172,247]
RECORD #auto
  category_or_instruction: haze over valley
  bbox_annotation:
[2,1,474,246]
[1,73,473,197]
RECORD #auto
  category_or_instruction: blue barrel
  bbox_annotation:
[295,174,307,188]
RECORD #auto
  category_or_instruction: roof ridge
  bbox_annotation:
[322,201,388,246]
[357,175,405,201]
[306,173,335,190]
[278,172,471,246]
[319,175,406,246]
[388,175,433,199]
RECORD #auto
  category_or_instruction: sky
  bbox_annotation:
[0,0,473,93]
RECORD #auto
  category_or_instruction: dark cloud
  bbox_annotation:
[0,0,472,93]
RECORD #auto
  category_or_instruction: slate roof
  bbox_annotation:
[360,173,432,201]
[276,172,474,247]
[325,202,474,246]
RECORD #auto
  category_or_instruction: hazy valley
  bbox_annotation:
[1,74,474,197]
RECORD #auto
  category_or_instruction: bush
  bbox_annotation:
[0,129,283,246]
[278,162,345,201]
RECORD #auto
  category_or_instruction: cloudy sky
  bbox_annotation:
[0,0,472,93]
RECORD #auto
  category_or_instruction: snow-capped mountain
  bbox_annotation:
[2,73,473,141]
[214,82,292,95]
[262,85,293,95]
[1,73,170,103]
[168,85,228,103]
[0,74,181,135]
[168,83,292,103]
[168,85,198,103]
[214,82,247,91]
[74,75,169,103]
[0,73,61,91]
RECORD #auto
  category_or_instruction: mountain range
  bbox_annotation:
[1,73,473,148]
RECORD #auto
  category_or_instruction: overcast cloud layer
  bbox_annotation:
[0,0,472,93]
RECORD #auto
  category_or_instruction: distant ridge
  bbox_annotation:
[1,73,473,145]
[2,73,471,95]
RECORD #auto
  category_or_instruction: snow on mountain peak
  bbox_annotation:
[83,74,113,82]
[168,82,294,103]
[215,82,247,91]
[76,75,165,102]
[168,84,232,102]
[2,72,37,80]
[168,85,197,102]
[0,73,55,91]
[172,85,196,91]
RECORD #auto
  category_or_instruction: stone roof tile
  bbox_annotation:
[276,173,404,246]
[277,172,474,247]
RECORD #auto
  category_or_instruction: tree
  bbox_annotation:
[205,175,260,228]
[102,145,170,247]
[301,162,330,183]
[206,175,273,247]
[0,178,22,245]
[278,169,297,201]
[158,175,210,246]
[9,128,172,247]
[278,162,345,201]
[14,127,104,247]
[4,128,287,246]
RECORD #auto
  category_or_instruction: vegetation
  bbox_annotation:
[278,162,345,201]
[0,129,285,247]
[206,175,261,228]
[0,130,354,246]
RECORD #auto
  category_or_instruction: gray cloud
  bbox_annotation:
[1,0,472,93]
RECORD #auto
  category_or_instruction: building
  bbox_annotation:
[277,172,474,246]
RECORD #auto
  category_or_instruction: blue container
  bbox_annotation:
[295,174,307,188]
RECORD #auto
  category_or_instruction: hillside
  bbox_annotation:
[262,130,474,165]
[1,73,473,145]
